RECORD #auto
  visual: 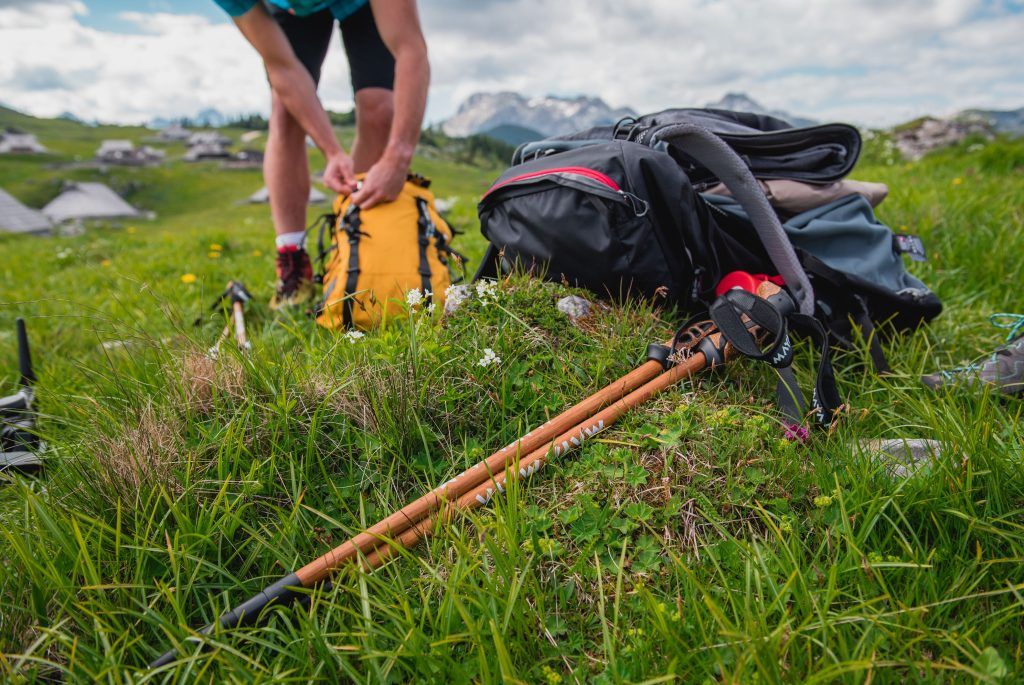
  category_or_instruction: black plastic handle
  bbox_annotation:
[16,319,35,387]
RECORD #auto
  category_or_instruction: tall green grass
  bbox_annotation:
[1,116,1022,682]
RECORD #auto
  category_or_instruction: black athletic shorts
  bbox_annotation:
[267,2,395,91]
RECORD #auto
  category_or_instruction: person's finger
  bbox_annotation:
[324,175,345,193]
[342,167,358,187]
[355,188,381,210]
[350,185,366,205]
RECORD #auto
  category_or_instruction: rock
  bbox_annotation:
[556,295,592,322]
[435,196,458,213]
[862,438,944,478]
[893,116,993,160]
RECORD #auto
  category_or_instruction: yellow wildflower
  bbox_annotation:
[101,259,112,267]
[126,226,137,234]
[181,273,197,284]
[208,251,221,259]
[209,243,223,251]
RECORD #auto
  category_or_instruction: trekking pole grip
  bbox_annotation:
[150,573,304,668]
[16,318,35,386]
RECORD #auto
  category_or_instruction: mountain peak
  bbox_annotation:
[442,92,636,138]
[704,92,817,127]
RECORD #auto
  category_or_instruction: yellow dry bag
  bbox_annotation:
[315,175,461,331]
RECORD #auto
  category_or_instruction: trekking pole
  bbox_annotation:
[149,356,666,668]
[1,319,42,474]
[149,278,787,669]
[0,319,35,417]
[232,298,249,351]
[202,281,253,358]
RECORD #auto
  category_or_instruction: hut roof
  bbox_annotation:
[246,186,326,204]
[42,182,141,223]
[0,133,47,154]
[0,187,52,234]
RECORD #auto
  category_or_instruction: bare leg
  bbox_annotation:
[350,87,394,173]
[264,94,311,236]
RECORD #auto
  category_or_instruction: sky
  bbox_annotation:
[0,0,1022,128]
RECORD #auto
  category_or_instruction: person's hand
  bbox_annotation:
[323,150,357,195]
[350,156,408,209]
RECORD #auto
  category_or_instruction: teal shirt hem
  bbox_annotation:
[213,0,368,20]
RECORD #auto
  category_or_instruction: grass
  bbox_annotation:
[1,109,1023,683]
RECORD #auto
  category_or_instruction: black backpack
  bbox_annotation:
[476,108,942,428]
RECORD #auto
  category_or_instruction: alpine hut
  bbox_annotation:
[42,182,142,223]
[0,188,52,235]
[246,186,327,205]
[0,133,47,154]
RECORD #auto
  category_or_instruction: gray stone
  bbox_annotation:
[557,295,592,322]
[862,438,944,478]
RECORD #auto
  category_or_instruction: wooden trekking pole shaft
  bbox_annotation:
[360,340,722,570]
[212,324,231,354]
[294,358,665,585]
[233,301,248,349]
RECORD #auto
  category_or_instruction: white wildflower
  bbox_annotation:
[406,288,423,308]
[475,280,498,304]
[344,330,365,344]
[444,284,471,314]
[426,302,436,315]
[477,347,501,367]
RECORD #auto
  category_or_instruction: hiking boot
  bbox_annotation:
[270,247,316,310]
[1,419,38,452]
[0,419,42,474]
[0,448,42,474]
[922,314,1024,396]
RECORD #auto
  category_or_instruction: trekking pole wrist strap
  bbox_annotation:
[708,289,793,367]
[709,290,843,430]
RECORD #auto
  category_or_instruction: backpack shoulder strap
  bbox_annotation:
[646,122,815,316]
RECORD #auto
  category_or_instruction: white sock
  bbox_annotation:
[275,230,306,251]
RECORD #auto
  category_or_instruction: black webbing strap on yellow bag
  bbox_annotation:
[341,205,363,329]
[415,198,434,306]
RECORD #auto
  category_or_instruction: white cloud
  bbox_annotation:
[418,0,1024,126]
[0,2,357,123]
[0,0,1021,127]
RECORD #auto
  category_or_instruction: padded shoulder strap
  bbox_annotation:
[649,122,815,315]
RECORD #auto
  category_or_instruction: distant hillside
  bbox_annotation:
[481,123,545,147]
[959,106,1024,135]
[442,92,635,138]
[0,104,42,130]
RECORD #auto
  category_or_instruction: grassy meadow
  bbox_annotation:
[0,107,1023,683]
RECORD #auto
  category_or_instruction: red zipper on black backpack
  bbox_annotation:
[482,166,649,216]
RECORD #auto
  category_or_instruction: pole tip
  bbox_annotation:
[149,647,178,669]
